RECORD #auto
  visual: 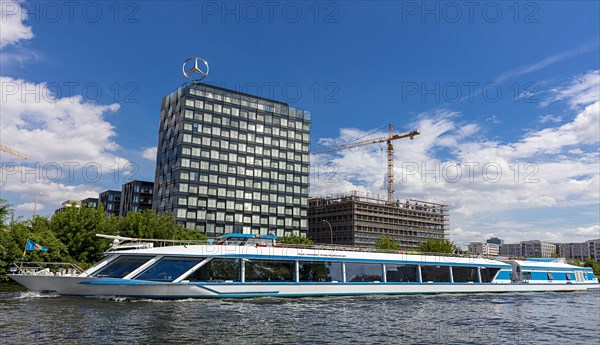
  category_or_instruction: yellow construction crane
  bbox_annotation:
[313,124,420,204]
[0,144,28,159]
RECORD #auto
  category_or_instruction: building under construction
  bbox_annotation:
[308,192,449,250]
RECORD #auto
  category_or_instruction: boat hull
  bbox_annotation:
[9,275,599,299]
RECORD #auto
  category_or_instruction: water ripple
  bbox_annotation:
[0,283,598,344]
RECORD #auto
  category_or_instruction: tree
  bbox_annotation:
[117,209,206,241]
[375,235,401,251]
[278,234,313,245]
[584,258,600,279]
[418,238,459,254]
[0,198,10,228]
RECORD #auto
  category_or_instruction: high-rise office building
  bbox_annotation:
[120,180,154,216]
[153,83,311,236]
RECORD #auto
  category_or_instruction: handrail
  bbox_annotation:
[12,261,84,275]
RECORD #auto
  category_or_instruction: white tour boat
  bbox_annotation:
[9,234,599,299]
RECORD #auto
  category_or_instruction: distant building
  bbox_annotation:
[487,237,504,245]
[120,180,154,216]
[81,197,99,208]
[99,190,122,216]
[468,242,500,256]
[500,240,556,258]
[556,239,600,263]
[308,192,449,249]
[54,200,81,214]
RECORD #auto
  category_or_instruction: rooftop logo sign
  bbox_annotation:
[182,57,209,83]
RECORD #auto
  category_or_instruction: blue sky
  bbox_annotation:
[1,1,599,244]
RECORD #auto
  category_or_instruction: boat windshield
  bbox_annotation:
[92,255,154,278]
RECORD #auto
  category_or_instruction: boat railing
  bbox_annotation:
[11,261,85,276]
[95,234,505,261]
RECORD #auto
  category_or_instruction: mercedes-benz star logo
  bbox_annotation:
[182,57,209,82]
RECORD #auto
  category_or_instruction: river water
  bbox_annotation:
[0,282,598,344]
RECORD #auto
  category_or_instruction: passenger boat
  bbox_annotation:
[8,234,599,299]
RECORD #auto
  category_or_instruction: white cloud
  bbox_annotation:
[0,0,33,48]
[15,201,42,212]
[313,70,600,244]
[575,225,600,236]
[495,41,599,83]
[1,77,128,167]
[3,176,102,215]
[539,114,562,124]
[142,147,157,161]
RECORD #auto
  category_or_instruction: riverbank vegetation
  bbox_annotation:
[0,199,206,281]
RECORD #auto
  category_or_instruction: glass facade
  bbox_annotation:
[154,83,311,236]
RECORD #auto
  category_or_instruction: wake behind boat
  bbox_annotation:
[9,234,599,299]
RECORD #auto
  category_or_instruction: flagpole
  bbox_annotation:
[21,239,29,263]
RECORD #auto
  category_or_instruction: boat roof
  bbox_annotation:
[220,233,277,239]
[106,244,512,268]
[511,260,592,271]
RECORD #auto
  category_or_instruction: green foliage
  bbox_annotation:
[584,258,600,279]
[375,235,401,251]
[0,202,205,281]
[418,238,460,254]
[278,234,313,245]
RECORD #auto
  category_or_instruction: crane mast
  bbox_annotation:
[313,124,420,204]
[0,144,28,159]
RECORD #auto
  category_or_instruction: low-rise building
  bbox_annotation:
[556,239,600,263]
[468,242,500,256]
[500,240,557,258]
[308,192,449,249]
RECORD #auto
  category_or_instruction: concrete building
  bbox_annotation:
[54,200,81,214]
[308,192,448,249]
[468,242,500,256]
[556,239,600,263]
[99,190,122,216]
[500,240,557,258]
[120,180,154,216]
[153,83,311,236]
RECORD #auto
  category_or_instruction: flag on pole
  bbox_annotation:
[24,239,48,252]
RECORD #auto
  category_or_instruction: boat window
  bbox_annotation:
[386,264,418,282]
[91,255,154,278]
[217,237,246,246]
[547,272,553,281]
[187,259,240,282]
[480,267,501,283]
[565,273,572,280]
[245,260,294,282]
[298,261,343,282]
[135,257,204,282]
[452,266,478,283]
[522,272,532,280]
[345,263,383,282]
[421,265,451,283]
